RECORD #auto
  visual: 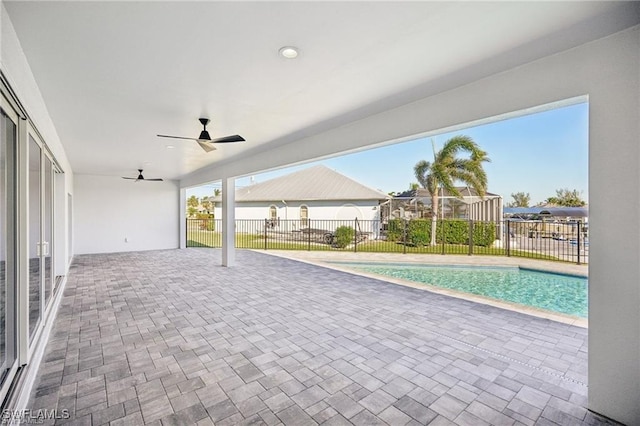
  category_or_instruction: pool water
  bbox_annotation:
[335,262,588,318]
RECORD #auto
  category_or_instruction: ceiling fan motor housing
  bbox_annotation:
[198,118,211,141]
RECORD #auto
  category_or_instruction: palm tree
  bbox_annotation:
[414,135,490,245]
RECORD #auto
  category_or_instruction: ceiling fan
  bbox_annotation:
[157,118,245,152]
[122,169,163,182]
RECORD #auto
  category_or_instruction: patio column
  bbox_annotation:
[221,177,235,267]
[179,188,187,249]
[587,29,640,423]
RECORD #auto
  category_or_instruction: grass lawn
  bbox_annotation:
[186,231,561,262]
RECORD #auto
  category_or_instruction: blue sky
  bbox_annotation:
[188,102,588,206]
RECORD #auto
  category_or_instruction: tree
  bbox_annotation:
[187,195,200,218]
[206,189,222,215]
[507,192,530,207]
[201,196,213,213]
[544,188,586,207]
[414,136,490,245]
[389,183,420,197]
[187,195,199,208]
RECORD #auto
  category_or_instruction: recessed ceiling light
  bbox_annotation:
[165,145,175,149]
[279,46,299,59]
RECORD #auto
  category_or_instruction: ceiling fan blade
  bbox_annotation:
[122,177,137,180]
[157,134,199,141]
[145,178,164,181]
[197,140,217,153]
[210,135,245,144]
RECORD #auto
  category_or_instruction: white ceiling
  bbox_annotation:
[4,1,637,181]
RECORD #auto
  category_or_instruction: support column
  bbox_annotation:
[222,177,235,267]
[587,28,640,425]
[179,188,186,249]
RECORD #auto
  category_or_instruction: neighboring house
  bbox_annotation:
[213,165,389,232]
[389,187,503,222]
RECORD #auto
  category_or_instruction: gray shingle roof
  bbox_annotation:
[221,165,388,202]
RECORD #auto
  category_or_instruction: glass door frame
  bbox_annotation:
[0,73,66,405]
[0,94,20,403]
[25,124,57,349]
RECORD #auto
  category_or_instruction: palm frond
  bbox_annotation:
[413,160,432,189]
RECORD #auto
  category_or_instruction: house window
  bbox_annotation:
[267,205,278,229]
[300,205,309,226]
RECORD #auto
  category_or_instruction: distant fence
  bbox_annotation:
[187,218,588,265]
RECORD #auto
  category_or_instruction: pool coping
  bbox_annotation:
[256,250,588,328]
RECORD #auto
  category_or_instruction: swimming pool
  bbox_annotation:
[332,262,588,318]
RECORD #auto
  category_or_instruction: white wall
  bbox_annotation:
[585,28,639,424]
[186,28,640,424]
[214,200,379,222]
[1,4,72,183]
[214,200,381,237]
[2,3,73,272]
[74,175,179,254]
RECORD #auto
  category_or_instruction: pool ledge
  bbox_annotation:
[258,250,588,328]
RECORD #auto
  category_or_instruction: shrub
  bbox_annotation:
[438,219,468,244]
[196,213,215,231]
[472,221,496,247]
[391,218,497,247]
[386,219,404,242]
[407,219,431,246]
[334,226,354,248]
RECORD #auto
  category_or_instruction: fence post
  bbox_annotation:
[264,219,268,250]
[506,220,511,257]
[577,220,581,265]
[468,220,474,256]
[354,218,358,253]
[441,220,445,255]
[186,218,189,247]
[308,220,311,251]
[403,219,407,254]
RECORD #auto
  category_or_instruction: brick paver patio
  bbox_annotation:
[27,249,618,425]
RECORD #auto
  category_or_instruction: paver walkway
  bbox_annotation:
[28,249,617,425]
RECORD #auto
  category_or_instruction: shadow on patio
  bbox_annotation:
[28,249,615,425]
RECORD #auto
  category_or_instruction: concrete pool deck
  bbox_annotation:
[259,251,589,328]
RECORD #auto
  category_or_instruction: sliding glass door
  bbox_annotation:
[28,133,56,342]
[0,106,17,390]
[44,156,53,305]
[0,78,65,403]
[28,136,41,340]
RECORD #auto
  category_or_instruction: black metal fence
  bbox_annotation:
[187,218,588,264]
